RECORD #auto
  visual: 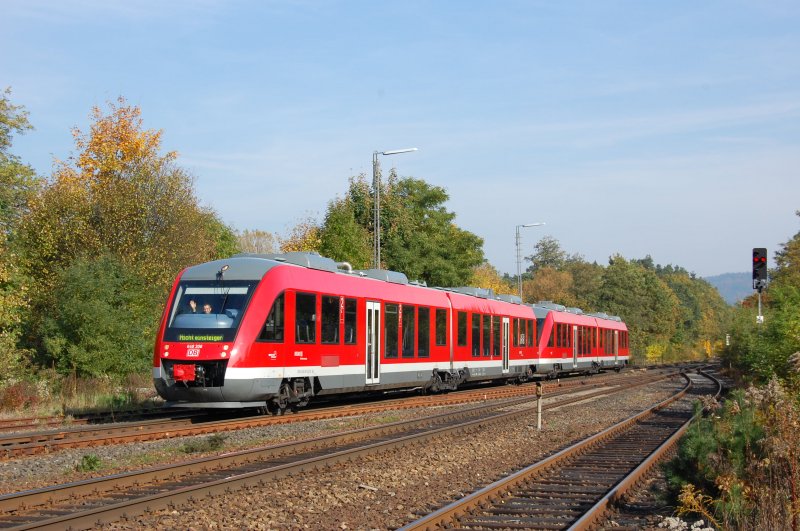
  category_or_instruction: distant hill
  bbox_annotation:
[704,272,752,305]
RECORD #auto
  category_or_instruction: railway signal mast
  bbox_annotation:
[752,247,767,324]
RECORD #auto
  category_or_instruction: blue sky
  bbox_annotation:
[2,0,799,277]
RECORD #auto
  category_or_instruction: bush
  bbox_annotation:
[0,380,41,411]
[665,380,800,529]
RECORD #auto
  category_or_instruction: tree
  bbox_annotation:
[279,214,322,253]
[41,255,160,378]
[596,255,679,362]
[0,89,39,382]
[525,235,568,273]
[772,210,800,288]
[522,267,575,306]
[317,195,371,269]
[317,173,484,286]
[17,98,232,372]
[18,98,226,290]
[0,88,41,235]
[237,229,279,254]
[470,262,515,295]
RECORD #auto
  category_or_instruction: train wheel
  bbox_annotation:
[276,383,291,414]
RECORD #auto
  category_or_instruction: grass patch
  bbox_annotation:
[75,454,103,472]
[179,434,227,454]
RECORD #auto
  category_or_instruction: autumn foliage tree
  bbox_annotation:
[470,262,515,295]
[17,98,235,377]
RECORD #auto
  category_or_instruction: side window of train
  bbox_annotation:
[344,298,357,344]
[492,316,500,356]
[321,296,339,344]
[435,308,447,346]
[402,305,416,358]
[457,311,467,347]
[258,292,285,342]
[536,318,545,345]
[295,292,317,344]
[512,318,519,348]
[482,314,491,356]
[418,306,430,358]
[384,303,399,358]
[547,325,554,348]
[527,320,534,347]
[471,314,480,357]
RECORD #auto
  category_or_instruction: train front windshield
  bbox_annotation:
[163,280,257,342]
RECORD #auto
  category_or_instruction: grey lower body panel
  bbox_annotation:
[154,377,281,404]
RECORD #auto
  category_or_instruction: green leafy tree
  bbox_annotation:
[0,89,40,382]
[0,88,41,235]
[41,255,160,378]
[318,173,484,286]
[318,194,372,269]
[597,255,679,362]
[525,235,568,273]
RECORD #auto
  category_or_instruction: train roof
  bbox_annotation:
[179,253,625,326]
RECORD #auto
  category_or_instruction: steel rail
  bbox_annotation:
[568,370,723,530]
[0,373,678,530]
[0,370,656,459]
[397,371,705,531]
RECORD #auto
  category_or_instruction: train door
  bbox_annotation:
[502,317,510,373]
[366,301,381,385]
[613,330,619,365]
[572,326,578,368]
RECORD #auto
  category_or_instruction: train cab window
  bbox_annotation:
[482,315,491,357]
[457,312,467,347]
[548,326,554,348]
[527,320,535,347]
[402,305,416,358]
[344,298,357,344]
[492,317,500,356]
[418,307,430,358]
[537,318,545,345]
[321,296,340,344]
[258,292,285,342]
[385,303,399,359]
[295,292,317,344]
[165,280,256,343]
[435,309,447,346]
[471,314,480,357]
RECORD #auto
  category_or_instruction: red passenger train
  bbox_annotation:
[153,252,629,412]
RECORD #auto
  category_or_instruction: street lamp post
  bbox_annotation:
[516,222,545,299]
[373,148,418,269]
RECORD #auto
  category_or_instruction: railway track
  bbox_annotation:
[0,369,662,460]
[0,370,677,530]
[399,370,721,531]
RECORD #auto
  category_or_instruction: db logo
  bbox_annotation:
[187,349,200,357]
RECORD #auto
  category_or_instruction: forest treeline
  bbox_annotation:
[0,91,738,392]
